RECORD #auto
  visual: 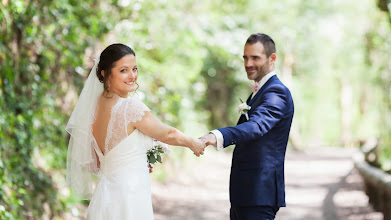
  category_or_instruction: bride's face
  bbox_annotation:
[108,54,138,96]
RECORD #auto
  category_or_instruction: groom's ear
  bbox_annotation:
[269,53,276,62]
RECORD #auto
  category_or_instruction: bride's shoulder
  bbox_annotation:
[122,97,151,112]
[123,97,146,105]
[122,97,151,123]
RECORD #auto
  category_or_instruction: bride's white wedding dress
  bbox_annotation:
[87,97,154,220]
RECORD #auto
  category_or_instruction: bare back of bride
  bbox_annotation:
[66,44,205,219]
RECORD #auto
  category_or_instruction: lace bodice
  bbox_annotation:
[99,97,151,155]
[88,98,155,219]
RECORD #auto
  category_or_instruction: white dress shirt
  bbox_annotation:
[210,71,276,150]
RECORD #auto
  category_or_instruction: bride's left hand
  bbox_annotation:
[189,138,206,157]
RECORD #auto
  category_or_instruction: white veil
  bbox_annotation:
[66,56,103,200]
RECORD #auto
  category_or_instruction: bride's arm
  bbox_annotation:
[132,111,205,156]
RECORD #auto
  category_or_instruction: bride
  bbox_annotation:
[66,43,206,219]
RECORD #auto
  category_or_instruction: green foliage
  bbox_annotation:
[0,0,133,218]
[147,145,167,165]
[373,0,391,172]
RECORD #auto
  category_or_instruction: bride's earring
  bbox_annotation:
[108,81,111,90]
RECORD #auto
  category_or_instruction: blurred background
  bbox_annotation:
[0,0,390,219]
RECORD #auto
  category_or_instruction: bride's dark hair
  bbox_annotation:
[96,43,138,94]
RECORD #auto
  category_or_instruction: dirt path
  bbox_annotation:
[151,147,382,220]
[152,150,231,220]
[279,147,382,220]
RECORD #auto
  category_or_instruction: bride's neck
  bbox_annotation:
[104,90,128,99]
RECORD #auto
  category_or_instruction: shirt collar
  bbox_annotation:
[257,71,276,90]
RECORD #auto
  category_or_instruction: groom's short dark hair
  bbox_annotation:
[246,33,276,57]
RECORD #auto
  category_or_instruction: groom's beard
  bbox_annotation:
[246,60,270,81]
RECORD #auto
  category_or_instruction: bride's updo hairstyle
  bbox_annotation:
[96,43,136,93]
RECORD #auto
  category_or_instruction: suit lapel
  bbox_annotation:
[246,93,252,104]
[248,75,277,106]
[237,76,278,125]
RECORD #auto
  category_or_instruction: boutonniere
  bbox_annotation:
[238,98,251,120]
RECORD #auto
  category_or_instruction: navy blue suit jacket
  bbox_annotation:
[218,75,294,207]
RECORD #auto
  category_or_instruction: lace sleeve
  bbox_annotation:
[125,98,151,127]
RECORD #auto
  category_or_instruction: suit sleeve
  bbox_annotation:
[218,85,288,147]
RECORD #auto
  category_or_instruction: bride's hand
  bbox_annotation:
[189,138,205,157]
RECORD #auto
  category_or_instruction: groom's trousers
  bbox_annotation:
[230,205,279,220]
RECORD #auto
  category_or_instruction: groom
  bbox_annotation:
[200,33,294,220]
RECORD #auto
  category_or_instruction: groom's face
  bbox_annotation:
[243,42,273,82]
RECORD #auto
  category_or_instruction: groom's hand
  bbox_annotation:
[199,134,217,148]
[190,138,205,157]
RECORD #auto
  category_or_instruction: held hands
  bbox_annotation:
[199,133,217,148]
[189,138,206,157]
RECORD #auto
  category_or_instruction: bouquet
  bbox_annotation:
[147,140,170,165]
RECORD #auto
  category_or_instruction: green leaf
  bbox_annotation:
[149,154,156,164]
[156,154,162,163]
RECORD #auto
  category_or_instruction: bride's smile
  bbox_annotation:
[103,54,138,97]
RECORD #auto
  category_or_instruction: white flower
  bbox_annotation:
[237,101,251,115]
[237,103,250,114]
[160,142,169,151]
[155,141,169,152]
[238,98,251,120]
